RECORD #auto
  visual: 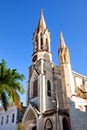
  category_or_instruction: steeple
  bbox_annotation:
[32,10,52,63]
[37,9,46,32]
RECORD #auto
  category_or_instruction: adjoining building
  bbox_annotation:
[0,104,26,130]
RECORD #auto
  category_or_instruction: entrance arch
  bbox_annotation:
[22,109,37,130]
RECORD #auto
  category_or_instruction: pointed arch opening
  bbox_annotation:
[33,79,38,98]
[47,80,51,97]
[44,118,53,130]
[41,37,43,49]
[40,33,43,50]
[35,36,38,51]
[24,109,36,123]
[45,38,49,51]
[62,117,69,130]
[12,113,15,123]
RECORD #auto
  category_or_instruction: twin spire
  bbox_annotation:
[33,10,69,64]
[35,9,67,49]
[37,9,66,47]
[38,10,66,48]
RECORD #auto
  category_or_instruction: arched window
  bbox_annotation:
[33,80,38,97]
[47,80,51,96]
[24,109,36,123]
[36,42,38,51]
[41,37,43,49]
[35,36,38,51]
[12,113,15,123]
[44,118,53,130]
[6,115,9,124]
[62,117,69,130]
[46,38,49,50]
[1,116,4,125]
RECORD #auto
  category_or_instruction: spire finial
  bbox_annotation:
[40,8,43,16]
[37,9,46,31]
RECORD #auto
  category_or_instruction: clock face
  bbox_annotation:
[32,55,37,62]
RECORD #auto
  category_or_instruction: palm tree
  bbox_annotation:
[0,59,25,111]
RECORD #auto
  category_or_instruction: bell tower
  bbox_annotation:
[32,9,52,63]
[27,10,54,114]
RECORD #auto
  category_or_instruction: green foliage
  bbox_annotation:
[0,59,25,110]
[1,91,8,111]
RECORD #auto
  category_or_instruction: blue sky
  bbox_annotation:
[0,0,87,106]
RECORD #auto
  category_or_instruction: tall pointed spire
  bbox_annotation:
[37,9,46,31]
[60,32,66,48]
[32,10,52,63]
[58,31,70,64]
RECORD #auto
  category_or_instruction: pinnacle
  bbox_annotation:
[60,32,66,48]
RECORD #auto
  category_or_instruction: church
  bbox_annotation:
[22,10,87,130]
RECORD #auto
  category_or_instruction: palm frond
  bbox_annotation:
[0,59,25,110]
[1,91,8,111]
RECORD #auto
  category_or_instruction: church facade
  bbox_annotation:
[22,10,87,130]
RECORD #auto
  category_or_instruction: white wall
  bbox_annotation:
[0,105,18,130]
[69,99,87,130]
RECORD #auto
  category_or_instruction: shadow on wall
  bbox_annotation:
[68,98,87,130]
